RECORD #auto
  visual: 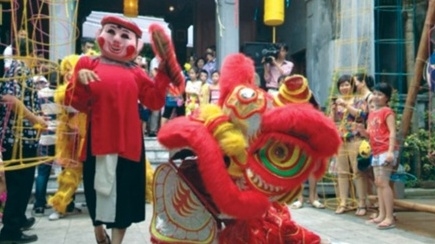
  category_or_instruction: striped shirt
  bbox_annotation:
[38,87,59,145]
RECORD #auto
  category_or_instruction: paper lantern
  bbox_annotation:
[124,0,138,17]
[264,0,284,26]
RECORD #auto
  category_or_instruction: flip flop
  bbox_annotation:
[365,219,381,225]
[377,222,396,230]
[370,212,398,221]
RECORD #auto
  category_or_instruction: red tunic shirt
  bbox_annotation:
[65,56,170,162]
[367,107,395,155]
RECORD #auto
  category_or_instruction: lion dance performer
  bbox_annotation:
[64,16,183,244]
[150,53,341,243]
[48,54,85,216]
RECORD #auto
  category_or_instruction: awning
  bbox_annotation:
[82,11,193,47]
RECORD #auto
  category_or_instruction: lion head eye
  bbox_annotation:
[256,139,312,178]
[274,146,286,159]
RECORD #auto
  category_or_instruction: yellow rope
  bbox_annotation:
[1,0,80,171]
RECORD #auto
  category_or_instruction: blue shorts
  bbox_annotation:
[371,151,398,167]
[138,104,150,122]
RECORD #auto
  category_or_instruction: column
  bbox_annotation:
[215,0,239,69]
[49,1,77,63]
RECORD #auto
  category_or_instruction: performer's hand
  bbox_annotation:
[78,69,100,85]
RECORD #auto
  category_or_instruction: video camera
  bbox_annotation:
[262,46,280,64]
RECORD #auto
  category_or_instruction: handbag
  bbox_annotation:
[357,139,372,171]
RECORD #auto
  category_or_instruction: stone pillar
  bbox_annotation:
[215,0,239,69]
[49,1,77,62]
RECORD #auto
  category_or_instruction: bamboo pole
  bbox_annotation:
[368,195,435,213]
[394,198,435,213]
[404,5,415,94]
[399,0,435,140]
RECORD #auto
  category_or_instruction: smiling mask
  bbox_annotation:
[97,16,143,62]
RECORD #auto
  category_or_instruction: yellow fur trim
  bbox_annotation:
[48,166,82,213]
[59,55,80,75]
[146,158,154,203]
[198,104,247,177]
[54,85,87,167]
[199,104,246,157]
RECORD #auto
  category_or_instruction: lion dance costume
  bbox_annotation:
[48,54,85,214]
[150,54,341,243]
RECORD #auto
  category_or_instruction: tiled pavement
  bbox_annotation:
[11,202,435,244]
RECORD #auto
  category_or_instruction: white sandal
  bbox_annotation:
[290,200,303,209]
[311,200,325,209]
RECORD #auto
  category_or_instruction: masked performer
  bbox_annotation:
[65,16,181,244]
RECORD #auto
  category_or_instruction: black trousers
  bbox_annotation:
[0,146,36,238]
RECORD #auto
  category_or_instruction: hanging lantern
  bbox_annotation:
[264,0,284,26]
[124,0,138,17]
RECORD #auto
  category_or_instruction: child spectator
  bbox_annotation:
[198,69,209,105]
[32,76,57,217]
[185,67,202,116]
[201,70,220,105]
[358,82,397,230]
[203,51,217,84]
[161,82,185,126]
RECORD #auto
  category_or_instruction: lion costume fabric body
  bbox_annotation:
[150,53,340,243]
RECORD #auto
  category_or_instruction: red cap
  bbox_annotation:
[101,15,142,37]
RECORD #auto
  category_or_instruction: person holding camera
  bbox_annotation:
[263,43,293,94]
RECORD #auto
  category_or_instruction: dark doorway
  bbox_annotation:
[290,49,306,76]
